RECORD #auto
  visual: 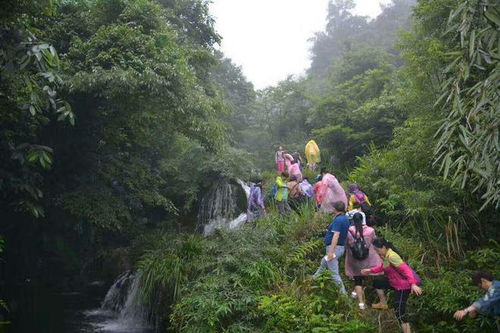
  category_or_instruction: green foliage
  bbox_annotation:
[350,112,498,260]
[1,1,499,332]
[132,205,369,331]
[0,0,246,300]
[31,0,229,233]
[169,225,285,331]
[409,247,500,332]
[435,0,500,209]
[0,0,74,217]
[60,187,132,230]
[259,275,373,333]
[136,233,203,324]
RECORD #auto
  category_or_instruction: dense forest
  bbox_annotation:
[0,0,498,332]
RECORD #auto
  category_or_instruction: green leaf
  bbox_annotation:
[484,7,500,27]
[469,30,475,59]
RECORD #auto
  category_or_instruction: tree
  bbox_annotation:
[435,0,500,209]
[0,0,74,217]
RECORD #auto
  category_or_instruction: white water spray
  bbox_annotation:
[198,178,251,236]
[85,271,152,332]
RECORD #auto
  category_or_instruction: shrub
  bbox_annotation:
[258,274,374,332]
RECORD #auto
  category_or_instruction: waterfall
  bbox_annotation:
[198,178,251,236]
[236,178,251,199]
[100,271,133,313]
[85,271,153,332]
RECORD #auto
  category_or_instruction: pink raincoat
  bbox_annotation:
[345,226,382,277]
[320,173,347,213]
[285,154,302,182]
[369,249,419,290]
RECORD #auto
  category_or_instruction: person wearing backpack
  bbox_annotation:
[361,238,423,333]
[347,184,371,211]
[345,213,382,310]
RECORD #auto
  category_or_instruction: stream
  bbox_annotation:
[4,278,155,332]
[3,178,250,332]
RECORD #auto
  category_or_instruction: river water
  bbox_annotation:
[3,280,153,333]
[3,178,250,332]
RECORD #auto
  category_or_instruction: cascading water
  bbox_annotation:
[82,178,250,331]
[198,178,251,236]
[100,271,133,313]
[84,271,153,332]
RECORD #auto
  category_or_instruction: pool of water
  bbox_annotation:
[1,282,154,333]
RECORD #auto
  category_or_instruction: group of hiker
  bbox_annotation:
[245,142,499,333]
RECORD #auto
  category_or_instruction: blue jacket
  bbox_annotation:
[473,280,500,316]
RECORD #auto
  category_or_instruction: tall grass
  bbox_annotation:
[134,195,499,332]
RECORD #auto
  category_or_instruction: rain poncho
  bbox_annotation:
[285,154,302,181]
[347,184,371,211]
[247,185,265,222]
[300,179,314,199]
[320,173,348,213]
[274,176,288,202]
[313,181,324,205]
[345,225,382,278]
[305,140,321,164]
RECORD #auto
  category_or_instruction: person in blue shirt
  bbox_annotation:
[454,270,500,321]
[313,201,350,294]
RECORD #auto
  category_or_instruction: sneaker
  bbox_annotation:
[351,291,357,299]
[358,302,366,310]
[371,302,389,310]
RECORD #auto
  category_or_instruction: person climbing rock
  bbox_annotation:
[361,238,422,333]
[453,270,500,321]
[313,201,349,294]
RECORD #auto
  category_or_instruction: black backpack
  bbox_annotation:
[349,230,369,260]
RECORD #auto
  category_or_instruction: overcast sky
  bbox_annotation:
[210,0,391,89]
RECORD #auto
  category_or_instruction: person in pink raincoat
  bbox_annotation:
[345,212,382,310]
[284,153,302,182]
[319,168,347,213]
